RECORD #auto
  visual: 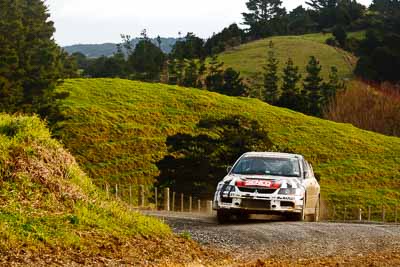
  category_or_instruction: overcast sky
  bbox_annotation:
[45,0,372,46]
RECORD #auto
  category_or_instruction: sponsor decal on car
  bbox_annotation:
[236,179,282,188]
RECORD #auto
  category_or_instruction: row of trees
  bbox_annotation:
[165,56,247,97]
[263,42,343,116]
[242,0,367,39]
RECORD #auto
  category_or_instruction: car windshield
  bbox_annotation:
[231,157,301,177]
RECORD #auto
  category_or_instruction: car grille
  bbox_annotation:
[238,187,277,194]
[221,197,233,203]
[241,199,271,209]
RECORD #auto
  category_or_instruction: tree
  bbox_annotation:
[170,32,206,60]
[263,41,280,104]
[204,24,245,55]
[205,55,224,92]
[221,68,247,96]
[354,4,400,82]
[278,58,302,110]
[167,60,178,85]
[0,0,70,118]
[333,25,347,47]
[156,116,274,195]
[182,60,199,88]
[127,34,165,81]
[303,56,324,116]
[287,6,315,35]
[242,0,287,38]
[322,66,343,105]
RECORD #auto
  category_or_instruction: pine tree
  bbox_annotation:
[182,60,199,88]
[243,0,285,25]
[321,66,343,105]
[263,41,280,104]
[167,59,178,85]
[242,0,286,38]
[205,55,224,92]
[128,36,165,81]
[0,0,69,118]
[221,68,247,96]
[303,56,323,116]
[278,58,302,110]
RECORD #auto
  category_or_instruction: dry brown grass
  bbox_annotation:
[324,81,400,137]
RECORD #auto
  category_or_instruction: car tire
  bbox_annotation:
[237,213,250,222]
[312,196,320,222]
[217,210,231,224]
[287,199,305,221]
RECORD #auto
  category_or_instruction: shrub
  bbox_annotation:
[324,81,400,137]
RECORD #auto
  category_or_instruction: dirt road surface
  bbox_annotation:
[144,211,400,266]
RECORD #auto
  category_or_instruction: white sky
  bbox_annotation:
[45,0,372,46]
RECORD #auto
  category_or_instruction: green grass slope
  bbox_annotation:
[56,78,400,214]
[0,114,208,264]
[218,34,356,87]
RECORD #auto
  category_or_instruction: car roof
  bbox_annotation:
[242,152,304,159]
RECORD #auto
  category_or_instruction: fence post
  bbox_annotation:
[198,199,201,213]
[106,184,109,199]
[395,206,398,224]
[140,185,145,208]
[189,196,192,213]
[333,206,336,221]
[115,184,118,199]
[368,206,371,221]
[358,208,362,222]
[163,187,170,211]
[172,192,176,212]
[180,193,184,212]
[344,207,347,222]
[382,206,386,223]
[206,201,213,214]
[155,187,158,211]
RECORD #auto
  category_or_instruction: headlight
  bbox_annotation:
[278,188,298,195]
[216,183,224,191]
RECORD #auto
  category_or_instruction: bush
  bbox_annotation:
[326,37,338,47]
[324,81,400,137]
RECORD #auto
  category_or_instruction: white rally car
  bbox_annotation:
[213,152,320,223]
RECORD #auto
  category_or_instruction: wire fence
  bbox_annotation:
[100,183,399,223]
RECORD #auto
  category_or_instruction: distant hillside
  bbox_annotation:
[63,37,178,57]
[218,33,358,87]
[55,78,400,212]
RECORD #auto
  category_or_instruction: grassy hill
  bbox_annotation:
[0,114,214,264]
[55,78,400,215]
[217,33,357,89]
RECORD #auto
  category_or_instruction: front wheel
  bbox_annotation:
[216,210,231,224]
[287,199,305,221]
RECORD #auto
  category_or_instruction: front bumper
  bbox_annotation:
[213,186,304,214]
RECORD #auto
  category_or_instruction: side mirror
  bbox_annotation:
[303,171,310,179]
[226,166,232,174]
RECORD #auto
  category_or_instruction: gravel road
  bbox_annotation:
[144,211,400,263]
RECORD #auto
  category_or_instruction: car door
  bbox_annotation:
[301,160,314,212]
[305,161,318,210]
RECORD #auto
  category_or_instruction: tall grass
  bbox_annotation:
[325,81,400,137]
